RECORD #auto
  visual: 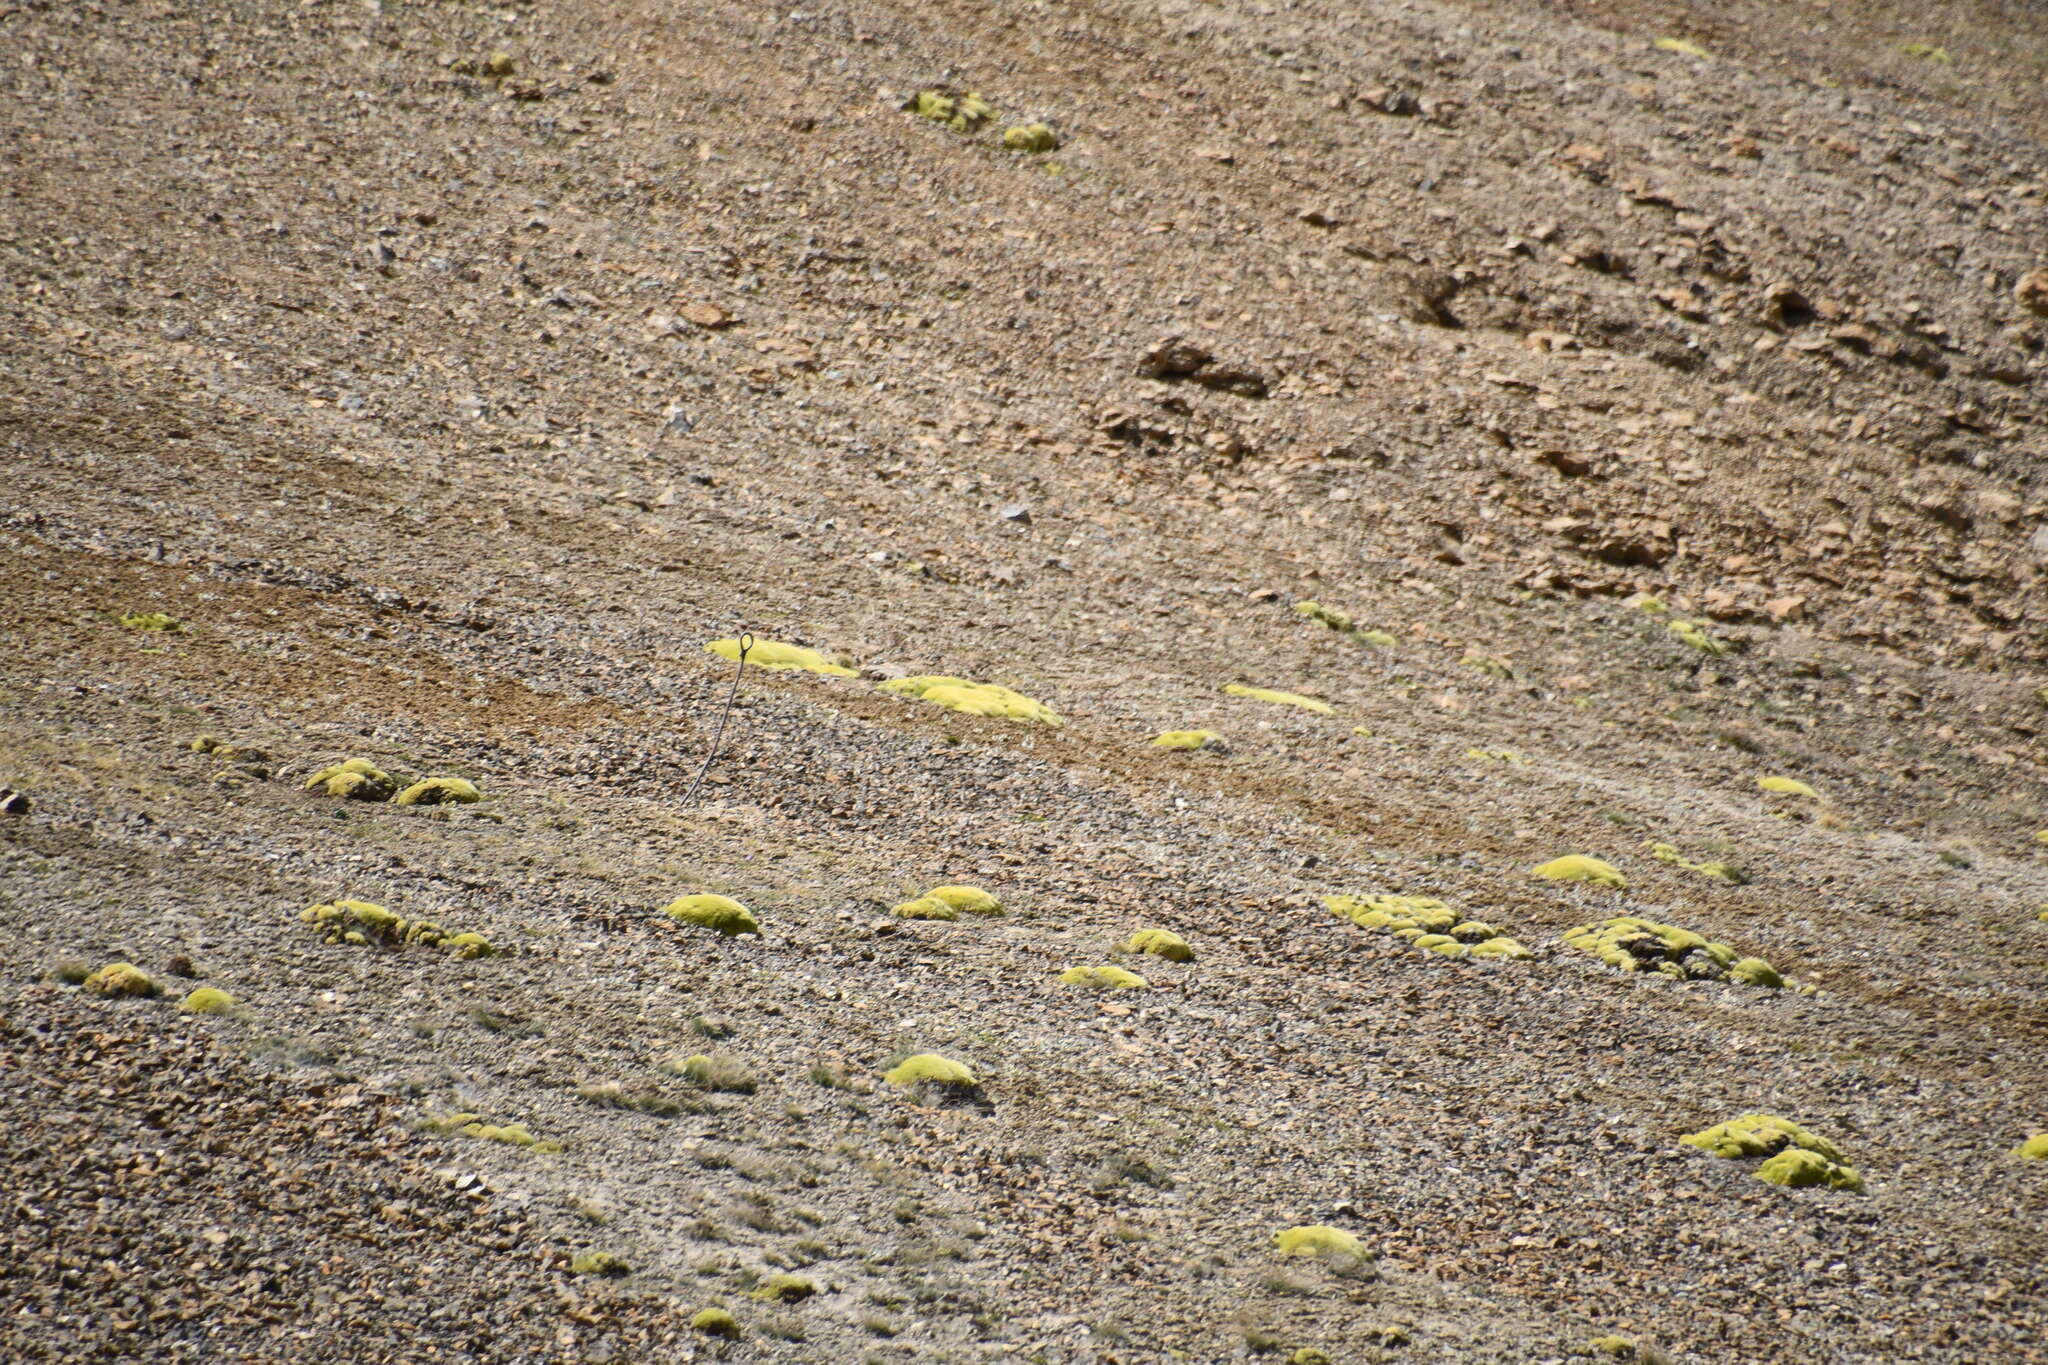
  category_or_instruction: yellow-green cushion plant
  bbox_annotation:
[1002,122,1058,152]
[1562,915,1773,985]
[2015,1134,2048,1160]
[302,900,477,952]
[1151,730,1224,751]
[1669,618,1729,654]
[1757,775,1819,799]
[1123,929,1193,962]
[706,637,855,677]
[1647,841,1746,884]
[83,962,157,998]
[1682,1115,1842,1163]
[393,776,483,806]
[881,675,1061,725]
[570,1251,629,1276]
[1059,965,1149,990]
[1273,1225,1366,1259]
[662,894,760,935]
[751,1274,816,1303]
[1756,1148,1864,1192]
[178,987,236,1015]
[304,758,399,801]
[1325,895,1532,963]
[1223,683,1333,715]
[691,1307,740,1337]
[883,1054,978,1092]
[1531,855,1627,889]
[892,896,957,921]
[922,885,1002,916]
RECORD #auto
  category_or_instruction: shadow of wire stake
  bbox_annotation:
[684,632,751,804]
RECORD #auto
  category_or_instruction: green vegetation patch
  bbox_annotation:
[691,1306,741,1337]
[301,899,492,956]
[668,1053,758,1094]
[1324,894,1532,962]
[1059,964,1149,990]
[424,1112,563,1153]
[1562,915,1778,985]
[119,611,184,632]
[1756,1147,1865,1192]
[883,1053,978,1093]
[881,675,1062,725]
[1223,683,1333,715]
[1647,841,1748,884]
[1668,618,1729,654]
[304,758,399,801]
[570,1251,631,1276]
[1152,729,1225,751]
[393,776,483,807]
[83,962,158,998]
[1531,854,1627,889]
[908,89,996,132]
[706,637,856,677]
[1757,775,1819,799]
[2016,1134,2048,1160]
[1681,1114,1841,1162]
[662,894,761,935]
[922,885,1002,916]
[1002,122,1059,152]
[751,1274,817,1303]
[178,986,237,1015]
[891,896,957,921]
[1122,928,1193,962]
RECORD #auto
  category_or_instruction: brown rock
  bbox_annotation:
[2015,268,2048,317]
[678,303,736,329]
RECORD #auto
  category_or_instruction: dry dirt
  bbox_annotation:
[2,0,2046,1361]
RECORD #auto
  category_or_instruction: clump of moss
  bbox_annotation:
[424,1112,564,1153]
[1465,746,1526,765]
[1002,122,1059,152]
[190,735,270,763]
[691,1307,741,1338]
[1589,1337,1639,1359]
[908,88,996,132]
[1059,964,1149,990]
[1757,775,1819,799]
[1122,928,1193,962]
[1324,894,1532,962]
[2015,1134,2048,1160]
[922,885,1002,916]
[570,1251,630,1276]
[1272,1225,1375,1277]
[1151,729,1225,751]
[1532,854,1627,889]
[669,1053,758,1094]
[1668,618,1729,654]
[1756,1147,1865,1192]
[881,675,1062,725]
[1647,841,1748,884]
[1729,957,1783,987]
[1562,915,1778,985]
[178,986,237,1015]
[751,1273,816,1303]
[302,900,486,955]
[892,896,957,921]
[705,637,856,677]
[51,959,92,986]
[662,894,761,935]
[1223,683,1333,715]
[303,758,400,801]
[883,1053,978,1093]
[1682,1114,1842,1162]
[393,776,483,807]
[83,962,158,998]
[1295,600,1354,632]
[119,611,183,632]
[1289,1350,1333,1365]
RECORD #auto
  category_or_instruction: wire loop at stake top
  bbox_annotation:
[684,633,752,805]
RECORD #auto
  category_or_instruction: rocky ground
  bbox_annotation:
[1,0,2044,1361]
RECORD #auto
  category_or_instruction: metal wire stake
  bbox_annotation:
[684,632,751,805]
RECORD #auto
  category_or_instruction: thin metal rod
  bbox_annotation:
[684,633,751,805]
